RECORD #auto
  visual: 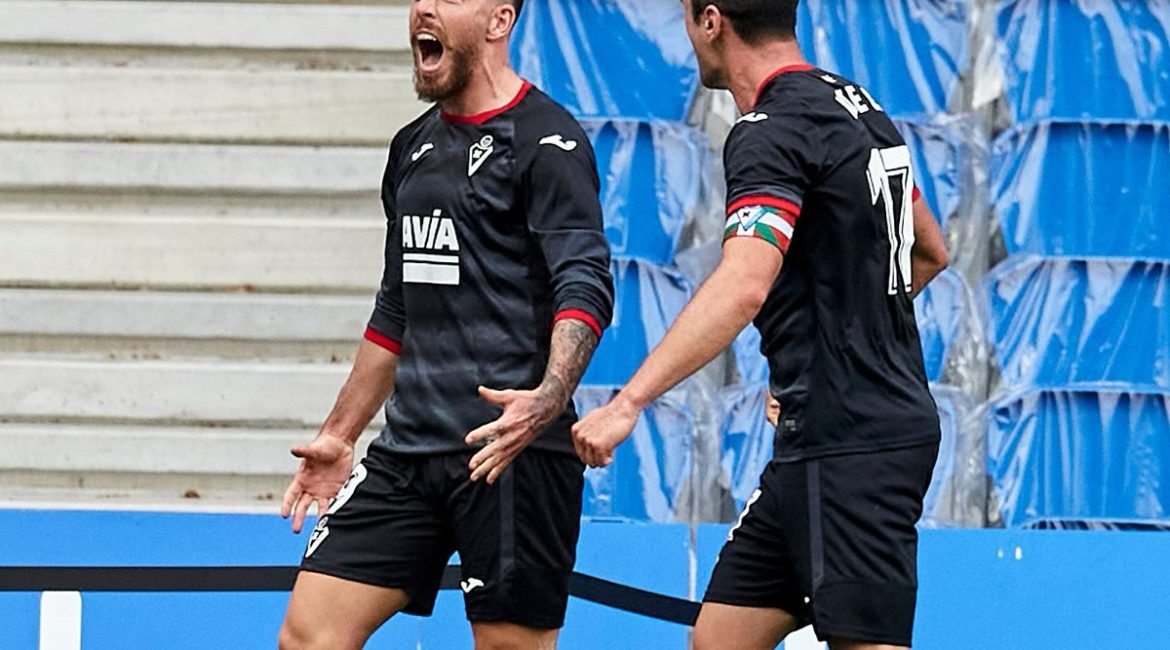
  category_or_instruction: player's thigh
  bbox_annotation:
[280,571,409,650]
[448,450,584,630]
[471,622,559,650]
[693,602,802,650]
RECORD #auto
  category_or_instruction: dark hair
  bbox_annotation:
[690,0,798,43]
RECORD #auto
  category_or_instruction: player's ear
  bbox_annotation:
[487,2,517,42]
[702,5,723,41]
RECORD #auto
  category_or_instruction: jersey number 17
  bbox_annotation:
[866,145,915,296]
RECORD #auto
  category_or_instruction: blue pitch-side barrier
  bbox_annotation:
[3,510,1169,649]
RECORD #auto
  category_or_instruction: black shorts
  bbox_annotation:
[299,448,585,629]
[704,441,939,646]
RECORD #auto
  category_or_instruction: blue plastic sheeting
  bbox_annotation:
[924,385,963,527]
[730,324,768,385]
[718,382,978,527]
[993,121,1170,259]
[574,387,695,523]
[512,0,698,121]
[796,0,968,117]
[989,256,1170,390]
[925,384,987,528]
[895,118,965,232]
[583,120,709,265]
[718,384,775,509]
[989,387,1170,528]
[583,259,693,386]
[997,0,1170,123]
[915,268,970,384]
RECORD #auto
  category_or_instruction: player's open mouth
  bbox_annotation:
[414,32,445,74]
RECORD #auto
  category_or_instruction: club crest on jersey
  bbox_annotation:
[402,209,461,286]
[468,135,494,177]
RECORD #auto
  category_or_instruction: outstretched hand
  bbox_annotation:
[281,435,354,533]
[466,385,561,484]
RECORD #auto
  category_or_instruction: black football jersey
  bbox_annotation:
[724,65,940,461]
[364,82,614,456]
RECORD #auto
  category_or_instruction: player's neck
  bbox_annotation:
[440,56,525,119]
[726,39,807,113]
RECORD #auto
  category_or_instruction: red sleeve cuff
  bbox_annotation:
[912,186,922,202]
[364,326,402,354]
[554,309,603,340]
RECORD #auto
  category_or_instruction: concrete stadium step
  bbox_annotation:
[0,141,389,290]
[0,65,423,145]
[0,423,309,476]
[1,1,410,52]
[0,421,375,505]
[0,1,425,145]
[0,356,349,426]
[0,421,376,500]
[0,288,371,358]
[0,140,385,196]
[0,289,370,341]
[0,210,383,290]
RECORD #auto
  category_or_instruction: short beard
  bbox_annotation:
[414,44,476,103]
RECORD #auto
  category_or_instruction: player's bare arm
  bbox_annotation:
[466,318,599,483]
[910,196,948,297]
[573,237,782,467]
[281,340,399,533]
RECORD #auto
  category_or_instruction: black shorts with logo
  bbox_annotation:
[299,448,585,629]
[704,441,939,646]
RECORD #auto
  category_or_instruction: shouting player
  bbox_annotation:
[277,0,614,648]
[574,1,949,648]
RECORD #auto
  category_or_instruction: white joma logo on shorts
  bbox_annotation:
[460,578,485,593]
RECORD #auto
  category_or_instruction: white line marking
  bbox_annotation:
[39,591,81,650]
[402,253,459,264]
[403,262,459,285]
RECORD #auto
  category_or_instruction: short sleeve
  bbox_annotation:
[722,108,821,254]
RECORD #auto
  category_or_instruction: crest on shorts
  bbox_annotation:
[468,135,494,177]
[304,517,331,558]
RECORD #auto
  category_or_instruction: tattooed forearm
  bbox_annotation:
[534,319,600,419]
